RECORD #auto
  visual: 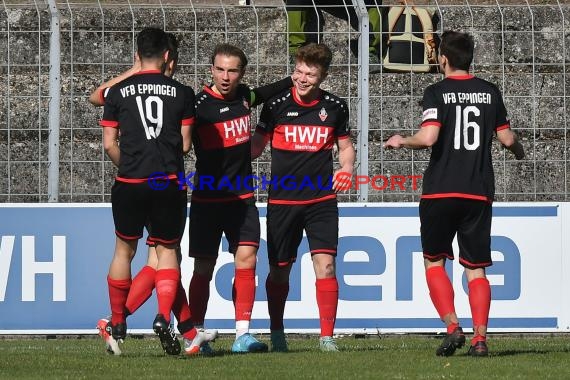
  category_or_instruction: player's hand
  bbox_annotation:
[332,169,352,193]
[512,140,525,160]
[383,135,405,149]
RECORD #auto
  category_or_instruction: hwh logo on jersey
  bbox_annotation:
[272,125,334,152]
[284,125,329,144]
[199,115,252,150]
[223,115,250,140]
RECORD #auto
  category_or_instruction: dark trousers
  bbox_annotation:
[285,0,382,56]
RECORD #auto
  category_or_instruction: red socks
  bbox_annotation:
[265,277,289,331]
[469,277,491,343]
[233,268,256,322]
[188,271,211,325]
[316,277,338,337]
[427,266,491,343]
[107,276,131,325]
[425,266,456,322]
[266,276,338,336]
[125,266,156,315]
[155,269,180,322]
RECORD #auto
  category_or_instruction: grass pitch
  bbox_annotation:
[1,334,569,379]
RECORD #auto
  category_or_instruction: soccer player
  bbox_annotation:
[93,34,217,356]
[98,28,216,356]
[251,43,356,352]
[186,43,293,354]
[383,30,525,357]
[91,33,208,356]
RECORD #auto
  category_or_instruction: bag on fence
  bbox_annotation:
[382,2,439,73]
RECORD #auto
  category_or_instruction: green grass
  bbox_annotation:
[1,334,570,379]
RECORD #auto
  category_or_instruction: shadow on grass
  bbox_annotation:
[202,347,315,357]
[485,347,570,357]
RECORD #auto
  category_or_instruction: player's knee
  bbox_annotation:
[313,260,335,279]
[194,258,217,278]
[114,240,137,261]
[235,247,258,269]
[268,265,291,284]
[321,262,336,278]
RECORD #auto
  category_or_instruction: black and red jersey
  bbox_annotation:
[191,77,293,202]
[420,74,510,202]
[256,87,350,204]
[100,70,195,182]
[191,84,257,202]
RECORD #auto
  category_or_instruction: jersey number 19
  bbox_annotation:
[136,95,163,140]
[453,105,480,151]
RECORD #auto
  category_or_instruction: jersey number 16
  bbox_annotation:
[453,105,480,151]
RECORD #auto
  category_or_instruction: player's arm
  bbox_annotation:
[181,124,194,155]
[494,87,524,160]
[251,129,270,159]
[249,76,293,107]
[102,127,120,167]
[251,103,273,159]
[181,86,196,155]
[385,85,441,149]
[497,128,525,160]
[100,88,120,166]
[88,54,141,106]
[333,137,356,193]
[383,125,440,150]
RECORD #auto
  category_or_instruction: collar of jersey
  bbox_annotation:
[133,69,162,76]
[447,74,474,80]
[292,87,321,107]
[203,84,228,100]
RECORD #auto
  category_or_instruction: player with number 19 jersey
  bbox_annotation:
[100,70,194,243]
[101,70,195,181]
[420,75,510,202]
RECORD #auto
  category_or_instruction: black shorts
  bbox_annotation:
[146,189,188,247]
[267,199,338,266]
[188,197,260,257]
[111,180,187,245]
[420,198,492,269]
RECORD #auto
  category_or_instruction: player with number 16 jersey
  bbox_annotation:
[420,75,510,202]
[384,31,524,358]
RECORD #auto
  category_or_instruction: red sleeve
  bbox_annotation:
[100,119,119,128]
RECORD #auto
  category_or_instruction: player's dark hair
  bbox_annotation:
[439,31,474,71]
[211,43,248,70]
[295,43,332,73]
[136,27,168,60]
[165,32,179,74]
